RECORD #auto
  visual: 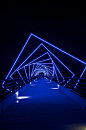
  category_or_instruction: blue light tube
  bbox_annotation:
[33,68,48,76]
[33,58,51,63]
[31,33,86,65]
[10,52,51,77]
[80,67,86,78]
[29,62,53,66]
[24,66,28,79]
[28,52,48,64]
[36,64,52,72]
[45,66,53,69]
[29,63,50,74]
[38,63,53,65]
[17,71,26,84]
[51,61,58,78]
[5,43,43,82]
[45,67,53,72]
[11,51,48,76]
[29,64,30,78]
[53,62,64,79]
[47,51,66,79]
[32,66,48,75]
[15,43,42,70]
[47,52,57,77]
[42,44,74,75]
[31,65,45,76]
[34,64,41,71]
[64,74,75,87]
[47,52,63,79]
[33,64,50,74]
[5,34,32,80]
[74,67,86,88]
[46,52,55,76]
[52,63,59,80]
[46,69,53,75]
[4,32,86,86]
[31,64,34,77]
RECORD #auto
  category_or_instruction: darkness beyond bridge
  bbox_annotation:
[0,78,86,130]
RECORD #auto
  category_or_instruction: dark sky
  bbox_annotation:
[1,1,86,79]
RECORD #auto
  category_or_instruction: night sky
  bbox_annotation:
[1,1,86,79]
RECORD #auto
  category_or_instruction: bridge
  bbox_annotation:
[0,33,86,130]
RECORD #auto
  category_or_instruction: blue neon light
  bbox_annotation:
[10,52,48,76]
[5,34,32,80]
[17,71,26,84]
[31,33,86,65]
[4,33,86,86]
[42,44,74,75]
[74,67,86,88]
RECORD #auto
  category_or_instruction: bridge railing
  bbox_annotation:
[0,76,37,102]
[47,76,86,97]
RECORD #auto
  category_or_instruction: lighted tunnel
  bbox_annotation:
[0,33,86,104]
[0,33,86,130]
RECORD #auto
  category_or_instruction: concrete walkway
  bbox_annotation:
[0,78,86,130]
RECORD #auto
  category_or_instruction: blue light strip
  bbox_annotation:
[28,64,30,78]
[10,51,48,76]
[31,64,34,77]
[10,50,58,81]
[31,33,86,65]
[64,74,75,87]
[15,54,53,77]
[32,64,50,76]
[31,62,52,77]
[44,66,53,69]
[28,52,48,64]
[33,58,50,63]
[42,44,74,75]
[4,43,43,83]
[51,61,59,80]
[24,66,28,79]
[37,63,53,65]
[33,68,48,76]
[15,43,42,70]
[47,52,58,78]
[80,67,86,78]
[74,67,86,88]
[47,52,55,76]
[47,52,64,79]
[4,32,86,87]
[54,63,64,79]
[17,70,26,84]
[5,34,32,80]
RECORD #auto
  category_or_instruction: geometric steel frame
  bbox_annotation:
[2,33,86,88]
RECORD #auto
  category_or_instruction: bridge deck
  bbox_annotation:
[0,78,86,130]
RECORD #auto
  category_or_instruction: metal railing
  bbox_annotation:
[0,76,38,102]
[47,76,86,97]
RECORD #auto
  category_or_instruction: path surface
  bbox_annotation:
[0,78,86,130]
